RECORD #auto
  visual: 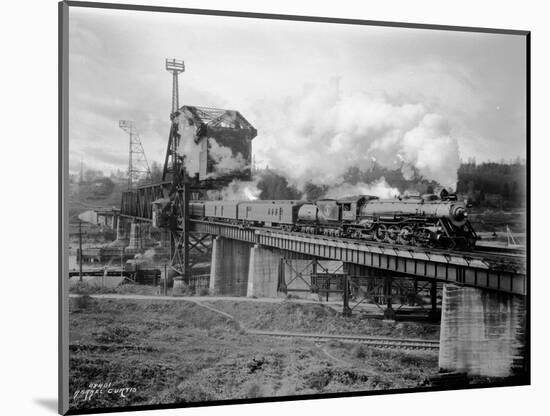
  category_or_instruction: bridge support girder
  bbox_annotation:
[383,276,395,320]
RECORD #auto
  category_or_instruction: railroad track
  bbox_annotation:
[247,330,440,351]
[474,244,526,256]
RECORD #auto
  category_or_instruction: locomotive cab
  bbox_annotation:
[337,195,378,222]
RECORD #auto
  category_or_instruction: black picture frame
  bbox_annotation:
[59,2,530,414]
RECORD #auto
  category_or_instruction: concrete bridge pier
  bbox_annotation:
[209,237,251,296]
[109,218,130,247]
[125,222,155,256]
[209,240,314,298]
[439,284,526,378]
[247,244,282,298]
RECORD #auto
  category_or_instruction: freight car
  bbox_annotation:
[188,190,477,250]
[237,200,304,230]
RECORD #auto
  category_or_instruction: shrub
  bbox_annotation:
[351,344,367,359]
[175,380,218,403]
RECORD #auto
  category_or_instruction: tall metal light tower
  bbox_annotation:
[163,58,191,282]
[163,58,186,181]
[119,120,152,189]
[165,58,185,114]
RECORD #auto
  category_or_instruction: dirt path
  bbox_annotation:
[314,343,349,365]
[68,293,344,311]
[184,298,236,320]
[67,293,417,315]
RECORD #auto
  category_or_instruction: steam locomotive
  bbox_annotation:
[189,189,478,250]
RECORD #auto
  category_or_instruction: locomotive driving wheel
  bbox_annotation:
[398,225,414,245]
[387,225,400,242]
[374,224,387,242]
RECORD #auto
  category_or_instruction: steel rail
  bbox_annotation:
[247,329,440,351]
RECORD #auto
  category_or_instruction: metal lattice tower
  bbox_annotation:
[163,58,186,181]
[165,58,185,114]
[119,120,152,189]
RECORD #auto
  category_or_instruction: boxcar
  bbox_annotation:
[189,201,205,218]
[237,200,304,226]
[204,200,240,221]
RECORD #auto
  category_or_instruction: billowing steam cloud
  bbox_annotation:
[175,119,200,176]
[220,179,261,201]
[173,120,250,179]
[324,178,399,200]
[208,139,248,177]
[250,81,461,190]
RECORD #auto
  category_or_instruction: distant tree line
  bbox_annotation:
[71,160,527,209]
[256,164,439,201]
[256,161,527,209]
[456,161,526,209]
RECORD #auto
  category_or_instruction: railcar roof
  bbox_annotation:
[238,200,304,204]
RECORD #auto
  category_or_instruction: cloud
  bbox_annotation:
[67,8,526,180]
[251,81,461,190]
[220,179,261,201]
[324,178,399,199]
[208,139,248,177]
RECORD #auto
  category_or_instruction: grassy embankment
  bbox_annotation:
[69,296,438,411]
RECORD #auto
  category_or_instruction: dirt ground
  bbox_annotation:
[68,296,439,412]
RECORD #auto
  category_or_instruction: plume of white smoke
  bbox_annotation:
[324,178,399,200]
[174,115,251,179]
[220,179,261,201]
[400,114,460,185]
[250,81,461,190]
[208,139,248,176]
[175,117,201,176]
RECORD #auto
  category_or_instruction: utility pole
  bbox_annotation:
[164,263,167,296]
[78,220,83,282]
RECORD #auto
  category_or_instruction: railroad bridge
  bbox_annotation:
[111,58,528,381]
[116,181,527,379]
[118,183,526,298]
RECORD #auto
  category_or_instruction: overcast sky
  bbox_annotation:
[68,6,527,178]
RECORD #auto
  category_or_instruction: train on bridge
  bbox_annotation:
[184,189,478,250]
